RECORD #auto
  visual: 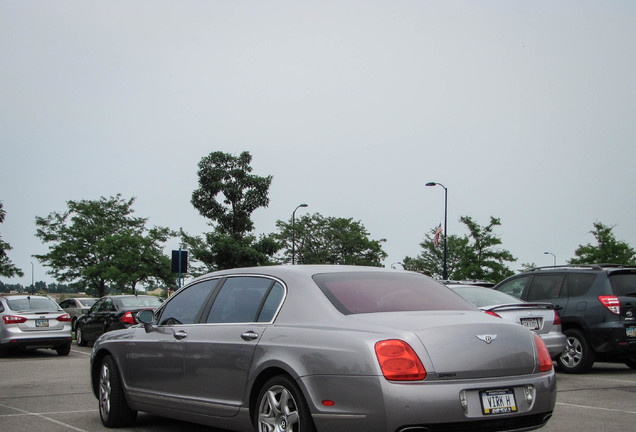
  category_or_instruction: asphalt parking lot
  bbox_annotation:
[0,344,634,432]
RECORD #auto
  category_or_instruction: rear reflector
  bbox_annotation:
[375,339,427,381]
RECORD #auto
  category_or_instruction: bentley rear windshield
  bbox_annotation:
[313,272,474,315]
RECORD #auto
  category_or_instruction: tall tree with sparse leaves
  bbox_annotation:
[569,221,636,265]
[182,151,279,274]
[0,201,24,278]
[34,195,174,297]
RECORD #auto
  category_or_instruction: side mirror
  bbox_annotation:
[136,309,155,333]
[81,308,89,315]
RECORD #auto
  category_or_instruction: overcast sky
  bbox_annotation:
[2,1,635,286]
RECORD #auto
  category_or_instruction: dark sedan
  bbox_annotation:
[75,295,162,346]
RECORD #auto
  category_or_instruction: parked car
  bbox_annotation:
[494,264,636,373]
[58,297,98,330]
[446,284,566,358]
[0,294,72,356]
[90,265,556,431]
[75,295,162,346]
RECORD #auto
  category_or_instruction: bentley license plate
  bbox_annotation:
[520,318,540,330]
[35,319,49,327]
[480,389,518,415]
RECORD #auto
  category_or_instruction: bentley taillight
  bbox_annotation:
[375,339,427,381]
[534,334,553,372]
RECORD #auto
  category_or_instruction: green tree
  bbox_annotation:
[0,201,24,278]
[403,231,468,277]
[34,195,175,297]
[405,216,516,282]
[182,151,279,273]
[569,221,636,265]
[275,213,387,266]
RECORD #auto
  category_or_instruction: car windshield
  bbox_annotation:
[118,296,163,309]
[452,286,523,307]
[609,273,636,296]
[6,297,60,312]
[79,298,98,307]
[313,272,475,315]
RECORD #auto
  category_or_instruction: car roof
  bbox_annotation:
[523,264,636,273]
[190,264,403,282]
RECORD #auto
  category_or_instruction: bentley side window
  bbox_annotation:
[158,279,218,325]
[206,277,279,324]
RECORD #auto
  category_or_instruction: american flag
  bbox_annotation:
[433,224,443,247]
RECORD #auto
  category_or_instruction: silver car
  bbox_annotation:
[90,266,556,431]
[0,294,73,356]
[447,285,567,358]
[58,297,98,330]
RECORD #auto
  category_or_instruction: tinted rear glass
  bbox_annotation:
[609,273,636,297]
[313,272,474,315]
[117,296,163,309]
[79,298,97,307]
[452,286,523,307]
[566,273,597,297]
[6,297,60,312]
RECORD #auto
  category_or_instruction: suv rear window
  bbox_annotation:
[313,272,475,315]
[608,273,636,297]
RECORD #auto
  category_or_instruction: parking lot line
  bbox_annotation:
[0,403,94,431]
[556,402,636,415]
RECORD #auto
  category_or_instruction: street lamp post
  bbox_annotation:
[30,262,34,294]
[426,182,448,279]
[544,251,556,266]
[292,204,308,265]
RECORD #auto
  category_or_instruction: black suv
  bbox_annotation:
[494,264,636,373]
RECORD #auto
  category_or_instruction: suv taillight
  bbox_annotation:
[121,311,135,325]
[598,296,620,315]
[552,310,561,325]
[375,339,427,381]
[2,315,27,324]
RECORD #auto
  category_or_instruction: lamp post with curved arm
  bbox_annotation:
[292,204,308,265]
[426,182,448,279]
[544,251,556,266]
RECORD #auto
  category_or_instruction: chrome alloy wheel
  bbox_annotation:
[560,335,583,368]
[258,385,300,432]
[99,361,112,420]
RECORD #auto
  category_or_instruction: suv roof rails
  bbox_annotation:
[527,263,636,272]
[527,264,603,272]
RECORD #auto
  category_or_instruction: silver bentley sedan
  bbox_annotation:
[90,265,556,431]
